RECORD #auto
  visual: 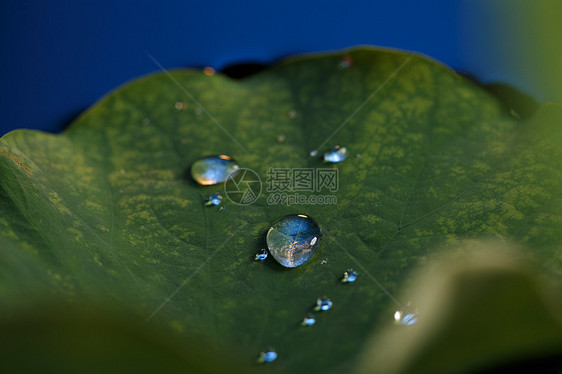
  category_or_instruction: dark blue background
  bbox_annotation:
[0,0,532,136]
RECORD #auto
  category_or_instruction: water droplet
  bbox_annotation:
[394,310,418,326]
[356,153,361,158]
[203,66,216,76]
[191,155,240,186]
[205,193,222,206]
[339,55,354,69]
[142,118,150,126]
[314,296,333,311]
[258,348,277,363]
[175,101,187,110]
[194,106,203,116]
[321,258,328,264]
[288,110,298,119]
[266,214,322,268]
[342,269,358,283]
[324,145,348,163]
[277,134,286,143]
[309,149,318,157]
[255,248,268,261]
[302,315,316,326]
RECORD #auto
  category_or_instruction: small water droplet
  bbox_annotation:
[205,193,222,206]
[258,348,277,363]
[342,269,358,283]
[191,155,240,186]
[277,134,286,143]
[255,248,268,261]
[194,106,204,115]
[288,110,298,119]
[321,258,328,264]
[175,101,187,110]
[142,118,150,126]
[324,145,348,163]
[356,153,361,158]
[309,149,318,157]
[203,66,216,76]
[302,315,316,326]
[339,55,354,69]
[266,214,322,268]
[394,310,418,326]
[314,296,333,311]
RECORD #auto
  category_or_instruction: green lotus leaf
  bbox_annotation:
[1,48,561,373]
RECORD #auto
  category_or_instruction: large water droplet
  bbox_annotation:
[324,145,348,163]
[191,155,240,186]
[314,296,333,311]
[266,214,322,268]
[258,348,277,363]
[342,269,358,283]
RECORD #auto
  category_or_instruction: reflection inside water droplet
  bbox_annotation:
[324,145,348,163]
[266,214,322,268]
[191,155,240,186]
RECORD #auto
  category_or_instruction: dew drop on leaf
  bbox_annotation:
[191,155,240,186]
[342,269,358,283]
[302,315,316,326]
[314,296,333,311]
[255,248,268,261]
[324,145,348,163]
[205,193,222,206]
[258,348,277,363]
[266,214,322,268]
